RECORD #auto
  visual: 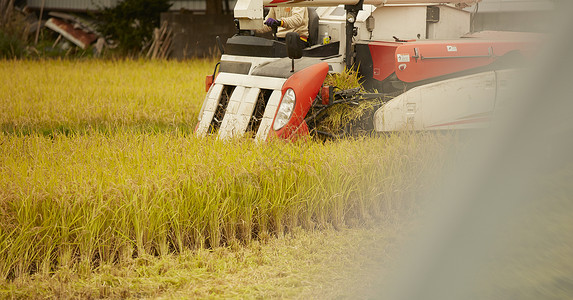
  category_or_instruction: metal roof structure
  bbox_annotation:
[25,0,211,11]
[26,0,554,13]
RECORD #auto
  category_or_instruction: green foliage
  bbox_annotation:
[0,1,32,59]
[96,0,172,56]
[0,30,24,59]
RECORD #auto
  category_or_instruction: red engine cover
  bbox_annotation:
[368,38,538,83]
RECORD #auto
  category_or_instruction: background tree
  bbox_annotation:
[206,0,231,15]
[96,0,171,56]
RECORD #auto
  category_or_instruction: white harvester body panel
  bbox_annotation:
[373,69,522,131]
[426,4,472,39]
[360,4,471,41]
[236,0,479,30]
[235,0,265,30]
[363,5,428,41]
[491,68,522,113]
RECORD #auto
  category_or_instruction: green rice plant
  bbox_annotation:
[0,131,449,280]
[0,59,214,136]
[0,59,454,282]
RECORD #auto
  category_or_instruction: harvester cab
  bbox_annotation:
[196,0,540,141]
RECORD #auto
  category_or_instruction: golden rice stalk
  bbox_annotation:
[318,68,391,136]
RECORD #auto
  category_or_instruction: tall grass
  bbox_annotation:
[0,59,453,281]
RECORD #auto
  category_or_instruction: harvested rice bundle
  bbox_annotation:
[311,68,392,137]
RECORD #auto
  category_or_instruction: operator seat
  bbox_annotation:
[307,8,319,46]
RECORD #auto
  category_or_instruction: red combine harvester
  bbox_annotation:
[196,0,539,140]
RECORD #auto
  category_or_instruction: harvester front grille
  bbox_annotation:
[246,89,273,138]
[196,73,286,141]
[208,85,235,134]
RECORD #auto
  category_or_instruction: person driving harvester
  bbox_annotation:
[259,7,309,48]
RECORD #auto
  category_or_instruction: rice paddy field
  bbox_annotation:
[2,59,570,299]
[0,59,458,298]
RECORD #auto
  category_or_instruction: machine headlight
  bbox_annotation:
[273,88,296,131]
[347,14,356,24]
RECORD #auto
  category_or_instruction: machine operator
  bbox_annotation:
[259,7,310,48]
